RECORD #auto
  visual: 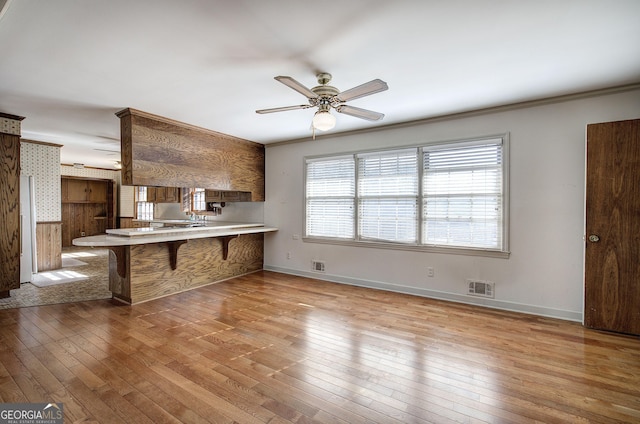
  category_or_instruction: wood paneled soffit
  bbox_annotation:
[116,108,265,201]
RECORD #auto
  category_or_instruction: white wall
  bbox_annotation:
[263,87,640,322]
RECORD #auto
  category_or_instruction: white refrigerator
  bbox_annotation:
[20,175,38,283]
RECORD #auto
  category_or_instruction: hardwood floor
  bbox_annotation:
[0,271,638,423]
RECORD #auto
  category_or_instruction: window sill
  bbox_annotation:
[302,236,510,259]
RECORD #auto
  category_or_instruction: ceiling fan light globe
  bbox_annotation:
[312,111,336,131]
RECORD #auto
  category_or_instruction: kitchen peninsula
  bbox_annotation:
[74,222,277,304]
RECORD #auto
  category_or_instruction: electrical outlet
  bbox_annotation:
[292,234,300,240]
[286,252,291,259]
[81,231,86,236]
[427,267,434,277]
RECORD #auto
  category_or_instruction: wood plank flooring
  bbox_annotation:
[0,271,638,423]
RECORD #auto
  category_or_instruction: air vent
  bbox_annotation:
[467,279,494,298]
[311,260,325,273]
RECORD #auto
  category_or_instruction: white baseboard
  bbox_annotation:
[263,265,583,322]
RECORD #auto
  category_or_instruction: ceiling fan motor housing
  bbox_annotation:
[310,73,339,107]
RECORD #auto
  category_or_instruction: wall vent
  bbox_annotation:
[311,260,325,273]
[467,279,495,298]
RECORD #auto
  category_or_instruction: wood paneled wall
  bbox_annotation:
[36,222,62,271]
[61,203,108,247]
[61,177,115,247]
[117,108,265,201]
[0,113,23,297]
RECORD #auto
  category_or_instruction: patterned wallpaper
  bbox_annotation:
[20,141,62,222]
[120,185,134,217]
[20,141,130,222]
[60,165,121,183]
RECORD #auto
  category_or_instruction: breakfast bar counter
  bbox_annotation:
[73,222,277,304]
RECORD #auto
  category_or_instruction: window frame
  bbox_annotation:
[135,186,154,221]
[303,134,510,258]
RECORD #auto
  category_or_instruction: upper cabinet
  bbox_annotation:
[143,186,181,203]
[205,189,252,202]
[116,108,265,201]
[62,178,108,203]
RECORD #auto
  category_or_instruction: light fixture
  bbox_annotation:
[312,110,336,131]
[114,161,122,169]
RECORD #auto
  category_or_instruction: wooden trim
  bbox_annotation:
[0,113,26,120]
[61,163,120,171]
[60,175,113,182]
[21,139,63,148]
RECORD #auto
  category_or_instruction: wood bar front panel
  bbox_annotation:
[110,233,264,304]
[117,108,265,201]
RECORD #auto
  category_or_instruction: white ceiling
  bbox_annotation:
[1,0,639,169]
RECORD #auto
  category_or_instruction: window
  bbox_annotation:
[304,136,508,255]
[305,156,355,238]
[135,186,154,220]
[422,141,503,249]
[358,149,418,243]
[192,188,206,211]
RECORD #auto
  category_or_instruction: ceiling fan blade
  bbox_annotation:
[335,104,385,121]
[274,76,319,99]
[335,79,388,102]
[256,104,313,114]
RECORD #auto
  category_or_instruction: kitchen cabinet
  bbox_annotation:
[62,178,108,203]
[145,187,181,203]
[61,177,115,247]
[205,189,251,202]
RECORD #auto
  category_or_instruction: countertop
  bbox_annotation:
[107,221,264,237]
[73,222,277,247]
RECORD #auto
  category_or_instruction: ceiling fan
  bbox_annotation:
[256,72,388,133]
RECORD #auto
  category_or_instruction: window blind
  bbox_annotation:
[422,140,503,249]
[305,156,355,238]
[304,136,507,253]
[357,149,418,243]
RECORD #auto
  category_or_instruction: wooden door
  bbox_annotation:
[584,118,640,335]
[145,187,156,202]
[154,187,167,202]
[66,178,89,202]
[87,180,107,202]
[164,187,180,203]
